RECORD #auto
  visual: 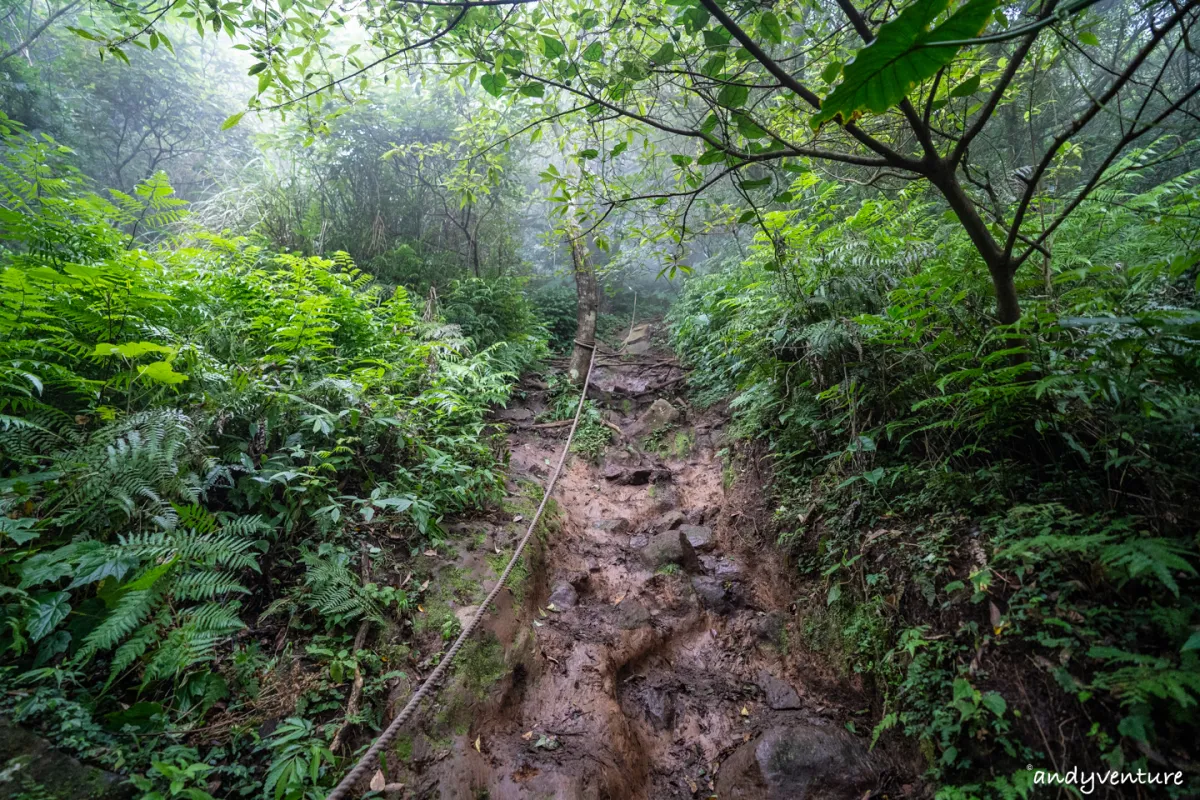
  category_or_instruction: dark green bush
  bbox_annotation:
[442,276,541,350]
[670,165,1200,797]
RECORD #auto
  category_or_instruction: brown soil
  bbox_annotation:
[384,339,891,799]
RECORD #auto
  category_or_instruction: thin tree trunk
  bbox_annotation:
[568,229,598,384]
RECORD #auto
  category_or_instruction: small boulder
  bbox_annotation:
[601,466,655,485]
[592,518,630,534]
[629,534,649,549]
[714,724,879,800]
[679,524,715,552]
[654,509,685,530]
[0,720,133,800]
[641,531,700,572]
[714,557,744,582]
[691,575,729,612]
[615,599,651,629]
[636,398,679,433]
[756,671,803,710]
[547,583,578,610]
[493,407,533,422]
[643,687,676,730]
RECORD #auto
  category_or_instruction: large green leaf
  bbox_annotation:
[28,592,70,642]
[812,0,998,128]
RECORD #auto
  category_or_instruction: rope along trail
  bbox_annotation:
[326,345,597,800]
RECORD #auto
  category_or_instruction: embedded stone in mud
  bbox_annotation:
[592,517,631,534]
[713,556,744,581]
[637,397,680,432]
[642,685,676,730]
[641,530,700,572]
[715,724,879,800]
[547,582,578,609]
[756,670,803,710]
[691,575,730,612]
[615,599,651,629]
[601,464,656,485]
[679,524,714,551]
[654,509,685,530]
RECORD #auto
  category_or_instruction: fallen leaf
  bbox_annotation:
[513,514,524,523]
[989,600,1009,635]
[399,572,412,587]
[522,730,534,741]
[419,579,430,592]
[740,706,749,717]
[417,605,425,613]
[612,592,626,605]
[370,770,385,792]
[423,549,437,557]
[533,620,543,627]
[688,779,699,794]
[474,736,481,752]
[546,603,559,613]
[743,732,750,742]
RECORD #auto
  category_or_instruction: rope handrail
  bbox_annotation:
[326,343,598,800]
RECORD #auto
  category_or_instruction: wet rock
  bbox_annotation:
[0,719,133,800]
[655,509,685,530]
[622,324,653,355]
[643,687,676,730]
[629,534,649,549]
[714,557,744,581]
[601,465,655,485]
[547,583,578,610]
[641,531,700,572]
[679,524,714,552]
[714,724,879,800]
[636,398,679,434]
[615,599,651,629]
[493,407,533,422]
[691,575,729,612]
[754,612,787,642]
[756,671,803,710]
[592,518,630,534]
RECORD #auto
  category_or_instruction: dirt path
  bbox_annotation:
[389,334,896,799]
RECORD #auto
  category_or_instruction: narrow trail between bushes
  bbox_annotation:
[383,326,901,800]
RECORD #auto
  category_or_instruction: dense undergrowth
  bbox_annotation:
[0,117,546,799]
[670,155,1200,798]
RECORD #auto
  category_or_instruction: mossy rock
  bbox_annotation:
[0,720,132,800]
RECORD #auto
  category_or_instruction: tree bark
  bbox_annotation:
[928,162,1022,325]
[567,229,598,384]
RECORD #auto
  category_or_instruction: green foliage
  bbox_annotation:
[671,166,1200,794]
[442,276,542,351]
[0,119,527,796]
[527,282,578,352]
[812,0,998,128]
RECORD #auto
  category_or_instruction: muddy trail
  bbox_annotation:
[385,327,904,800]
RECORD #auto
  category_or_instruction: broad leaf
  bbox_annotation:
[813,0,998,128]
[28,592,70,642]
[480,72,507,97]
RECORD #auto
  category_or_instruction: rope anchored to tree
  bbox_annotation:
[325,343,597,800]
